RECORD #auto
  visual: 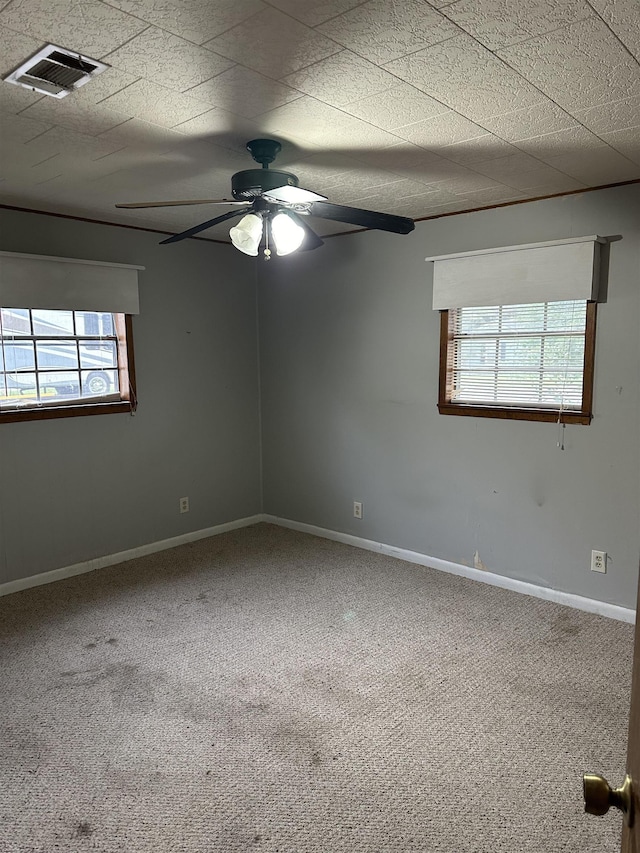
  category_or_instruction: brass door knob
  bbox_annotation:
[583,773,634,826]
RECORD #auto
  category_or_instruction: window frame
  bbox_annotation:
[438,301,597,425]
[0,313,136,424]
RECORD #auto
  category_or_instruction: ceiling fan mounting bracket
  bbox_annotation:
[246,138,282,168]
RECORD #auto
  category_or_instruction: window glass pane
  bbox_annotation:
[457,306,500,334]
[541,373,583,407]
[543,336,585,369]
[79,341,117,370]
[39,372,81,397]
[31,309,74,336]
[497,337,542,368]
[1,308,30,335]
[6,372,37,397]
[3,341,35,371]
[500,303,545,332]
[81,369,118,396]
[547,300,586,331]
[455,339,496,367]
[36,341,79,370]
[76,311,114,336]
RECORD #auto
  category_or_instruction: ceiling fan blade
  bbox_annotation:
[160,207,252,244]
[116,199,250,209]
[262,185,327,203]
[286,211,324,252]
[307,201,415,234]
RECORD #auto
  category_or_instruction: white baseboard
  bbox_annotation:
[263,515,637,624]
[3,512,636,624]
[0,514,264,598]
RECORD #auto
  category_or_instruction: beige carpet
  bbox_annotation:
[0,523,634,852]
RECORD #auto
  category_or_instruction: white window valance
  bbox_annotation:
[0,251,144,313]
[426,235,604,310]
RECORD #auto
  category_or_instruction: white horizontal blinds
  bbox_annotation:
[428,236,602,310]
[450,301,587,409]
[0,251,143,313]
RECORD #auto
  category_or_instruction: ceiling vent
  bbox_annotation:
[3,44,108,98]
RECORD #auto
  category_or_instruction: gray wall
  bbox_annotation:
[259,184,640,609]
[0,208,262,584]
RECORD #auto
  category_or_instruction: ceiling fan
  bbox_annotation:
[115,139,415,257]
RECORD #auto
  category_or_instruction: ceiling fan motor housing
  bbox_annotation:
[231,169,299,200]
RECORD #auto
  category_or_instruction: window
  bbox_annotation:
[427,235,603,425]
[439,299,596,423]
[0,307,136,422]
[0,249,142,423]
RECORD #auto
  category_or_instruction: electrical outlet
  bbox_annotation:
[353,501,363,519]
[591,550,606,573]
[179,496,189,514]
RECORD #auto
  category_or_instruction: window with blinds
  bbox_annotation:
[439,300,596,424]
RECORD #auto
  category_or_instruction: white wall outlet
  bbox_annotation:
[353,501,363,519]
[179,496,189,514]
[591,550,606,573]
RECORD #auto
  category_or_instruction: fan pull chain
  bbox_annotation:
[264,216,271,261]
[557,404,565,450]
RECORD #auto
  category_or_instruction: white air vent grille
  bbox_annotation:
[3,44,108,98]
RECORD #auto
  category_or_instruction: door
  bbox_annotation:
[583,568,639,849]
[621,571,640,851]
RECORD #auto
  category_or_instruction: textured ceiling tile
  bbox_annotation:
[498,169,586,191]
[541,147,639,183]
[104,27,235,93]
[19,125,125,165]
[0,23,42,76]
[432,172,505,193]
[588,0,640,61]
[345,85,449,130]
[520,177,587,195]
[266,0,364,27]
[452,184,528,204]
[0,112,52,144]
[95,118,188,154]
[98,80,209,127]
[206,8,341,78]
[19,98,131,137]
[72,67,140,106]
[173,109,263,149]
[0,0,147,58]
[285,151,388,188]
[436,133,516,164]
[513,126,608,160]
[259,97,403,149]
[317,0,458,64]
[497,17,640,112]
[0,82,43,114]
[478,101,578,141]
[187,67,303,119]
[400,157,494,187]
[305,167,407,201]
[441,0,592,51]
[385,34,542,121]
[470,151,558,181]
[104,0,266,46]
[572,96,640,135]
[394,111,488,148]
[282,51,399,108]
[598,128,640,166]
[347,142,446,173]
